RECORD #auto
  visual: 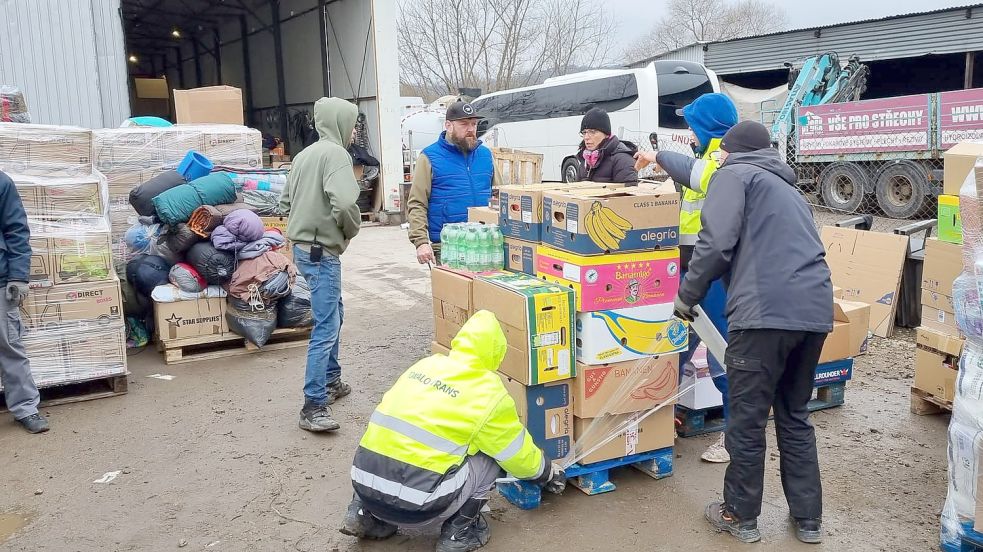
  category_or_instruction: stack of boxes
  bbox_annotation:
[0,123,126,388]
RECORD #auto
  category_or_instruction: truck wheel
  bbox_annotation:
[562,158,581,183]
[875,161,930,219]
[819,162,868,214]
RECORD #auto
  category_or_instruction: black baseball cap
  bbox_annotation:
[446,101,483,121]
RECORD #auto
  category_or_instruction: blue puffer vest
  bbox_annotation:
[422,132,494,243]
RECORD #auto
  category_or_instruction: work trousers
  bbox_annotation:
[723,328,827,521]
[0,292,40,420]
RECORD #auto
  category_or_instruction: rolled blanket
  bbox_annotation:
[152,172,237,225]
[238,231,287,260]
[211,209,265,252]
[129,170,184,217]
[188,202,258,238]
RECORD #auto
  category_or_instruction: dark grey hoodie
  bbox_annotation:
[678,148,833,333]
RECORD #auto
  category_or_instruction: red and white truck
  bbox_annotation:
[792,87,983,218]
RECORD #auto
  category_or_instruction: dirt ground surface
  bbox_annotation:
[0,226,951,552]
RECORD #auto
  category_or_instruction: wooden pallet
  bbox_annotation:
[910,386,953,415]
[942,520,983,551]
[491,147,543,186]
[676,382,847,437]
[360,212,373,222]
[498,447,673,510]
[158,327,311,365]
[1,373,128,412]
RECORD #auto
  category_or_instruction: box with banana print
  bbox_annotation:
[535,245,680,311]
[575,302,689,365]
[541,184,680,255]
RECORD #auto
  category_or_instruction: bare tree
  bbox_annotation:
[397,0,615,100]
[622,0,786,63]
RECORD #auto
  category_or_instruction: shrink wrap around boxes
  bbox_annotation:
[0,123,92,176]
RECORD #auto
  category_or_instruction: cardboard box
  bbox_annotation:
[154,297,228,341]
[467,206,499,226]
[914,346,958,402]
[504,238,538,275]
[818,300,870,363]
[19,323,127,388]
[51,232,114,284]
[576,303,688,364]
[44,177,104,222]
[921,305,962,337]
[472,272,575,385]
[921,288,956,315]
[542,184,680,255]
[916,326,964,357]
[943,141,983,195]
[498,182,624,242]
[28,236,53,287]
[11,181,46,219]
[173,86,244,125]
[431,341,450,355]
[573,355,678,418]
[833,285,843,299]
[21,278,123,333]
[821,226,909,337]
[814,358,854,386]
[432,267,477,347]
[573,407,675,465]
[0,122,92,176]
[260,216,293,262]
[922,238,962,297]
[134,77,170,99]
[938,195,962,245]
[500,374,573,461]
[536,245,680,311]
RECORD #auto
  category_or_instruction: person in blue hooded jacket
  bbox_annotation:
[407,101,502,265]
[634,93,739,463]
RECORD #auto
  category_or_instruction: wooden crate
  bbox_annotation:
[158,327,311,365]
[491,147,543,187]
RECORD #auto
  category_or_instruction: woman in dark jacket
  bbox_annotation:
[576,108,639,185]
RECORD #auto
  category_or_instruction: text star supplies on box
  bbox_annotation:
[472,272,575,385]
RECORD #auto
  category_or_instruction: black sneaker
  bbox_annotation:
[298,401,340,432]
[791,517,823,544]
[17,413,50,434]
[436,498,491,552]
[705,502,760,543]
[339,496,396,540]
[326,381,352,405]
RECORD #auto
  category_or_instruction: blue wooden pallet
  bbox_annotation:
[498,446,674,510]
[675,381,847,438]
[941,521,983,551]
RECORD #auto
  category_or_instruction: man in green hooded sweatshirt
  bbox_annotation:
[279,97,362,432]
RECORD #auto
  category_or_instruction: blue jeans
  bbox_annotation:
[679,273,730,420]
[294,245,344,406]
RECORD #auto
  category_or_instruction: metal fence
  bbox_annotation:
[621,126,943,234]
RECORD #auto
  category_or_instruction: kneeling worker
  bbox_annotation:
[341,310,566,551]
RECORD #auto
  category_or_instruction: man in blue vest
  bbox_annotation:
[407,101,502,264]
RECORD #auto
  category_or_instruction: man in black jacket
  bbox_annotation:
[575,108,638,184]
[673,122,831,545]
[0,170,48,433]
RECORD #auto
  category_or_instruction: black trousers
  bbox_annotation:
[723,329,827,521]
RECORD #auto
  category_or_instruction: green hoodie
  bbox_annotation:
[278,97,361,257]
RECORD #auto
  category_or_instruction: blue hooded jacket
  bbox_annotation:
[681,93,739,155]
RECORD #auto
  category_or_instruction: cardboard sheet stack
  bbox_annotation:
[0,122,126,388]
[90,125,262,269]
[915,237,964,405]
[940,146,983,550]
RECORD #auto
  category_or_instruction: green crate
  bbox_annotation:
[938,195,962,245]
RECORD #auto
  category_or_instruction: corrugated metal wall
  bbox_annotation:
[629,44,706,68]
[0,0,130,128]
[706,8,983,75]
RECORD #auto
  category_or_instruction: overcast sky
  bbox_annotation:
[610,0,973,58]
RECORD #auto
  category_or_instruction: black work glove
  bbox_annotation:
[543,462,566,495]
[5,281,29,308]
[673,294,696,322]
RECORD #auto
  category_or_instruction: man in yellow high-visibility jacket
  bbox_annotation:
[340,310,566,552]
[635,93,739,464]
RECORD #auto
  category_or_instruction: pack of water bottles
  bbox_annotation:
[940,159,983,550]
[440,223,505,272]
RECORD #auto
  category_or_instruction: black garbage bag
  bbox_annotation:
[125,254,172,297]
[276,275,312,328]
[186,242,235,285]
[129,170,185,217]
[226,297,277,348]
[164,223,201,254]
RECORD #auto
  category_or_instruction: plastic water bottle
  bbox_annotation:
[476,226,491,271]
[440,225,452,266]
[491,225,504,269]
[464,227,480,272]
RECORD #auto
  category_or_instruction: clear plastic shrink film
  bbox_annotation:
[0,86,32,123]
[90,125,262,265]
[0,171,127,390]
[940,159,983,549]
[0,123,92,176]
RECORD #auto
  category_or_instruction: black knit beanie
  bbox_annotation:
[720,120,772,153]
[580,108,612,135]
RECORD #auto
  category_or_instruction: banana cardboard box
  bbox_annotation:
[573,407,675,465]
[473,272,575,385]
[500,374,573,461]
[499,182,624,242]
[536,245,680,311]
[576,302,688,365]
[542,184,680,255]
[504,238,538,276]
[573,354,678,418]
